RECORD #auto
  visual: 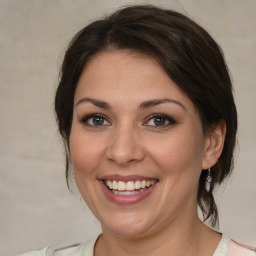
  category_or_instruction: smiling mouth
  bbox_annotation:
[103,179,158,195]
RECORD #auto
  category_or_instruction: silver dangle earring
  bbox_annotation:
[206,167,212,192]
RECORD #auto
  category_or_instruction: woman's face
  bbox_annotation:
[70,50,213,238]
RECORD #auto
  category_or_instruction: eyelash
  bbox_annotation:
[80,113,176,128]
[143,114,176,128]
[81,114,111,127]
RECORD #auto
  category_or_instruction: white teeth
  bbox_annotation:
[112,180,118,190]
[126,181,135,191]
[135,180,141,189]
[113,188,147,195]
[117,181,126,191]
[106,180,113,189]
[104,179,157,192]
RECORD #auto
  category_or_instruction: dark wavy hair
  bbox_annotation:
[55,5,237,227]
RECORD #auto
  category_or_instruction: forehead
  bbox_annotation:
[75,50,190,103]
[78,50,166,87]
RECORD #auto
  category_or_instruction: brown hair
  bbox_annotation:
[55,5,237,227]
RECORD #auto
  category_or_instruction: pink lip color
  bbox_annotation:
[99,179,158,205]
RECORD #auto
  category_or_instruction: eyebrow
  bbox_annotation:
[75,97,111,109]
[75,97,186,111]
[139,98,186,111]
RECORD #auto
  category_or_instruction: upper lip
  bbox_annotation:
[99,174,158,182]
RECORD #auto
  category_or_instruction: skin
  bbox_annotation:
[69,50,226,256]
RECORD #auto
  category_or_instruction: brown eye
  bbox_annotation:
[143,114,176,127]
[81,114,111,126]
[153,117,167,126]
[92,117,104,125]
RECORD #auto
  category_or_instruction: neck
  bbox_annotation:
[95,212,220,256]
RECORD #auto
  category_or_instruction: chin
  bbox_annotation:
[100,213,156,238]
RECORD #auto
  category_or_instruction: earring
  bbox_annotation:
[205,167,212,192]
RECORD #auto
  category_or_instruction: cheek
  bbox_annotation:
[146,129,205,190]
[69,130,104,179]
[150,134,203,169]
[151,135,204,208]
[69,131,104,206]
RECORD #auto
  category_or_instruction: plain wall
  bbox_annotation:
[0,0,255,255]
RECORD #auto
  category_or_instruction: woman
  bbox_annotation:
[20,5,255,256]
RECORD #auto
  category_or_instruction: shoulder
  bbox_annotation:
[17,236,98,256]
[17,244,83,256]
[17,245,82,256]
[214,234,256,256]
[228,240,256,256]
[67,239,95,256]
[17,247,47,256]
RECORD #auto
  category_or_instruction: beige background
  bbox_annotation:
[0,0,255,255]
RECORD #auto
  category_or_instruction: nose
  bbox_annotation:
[106,125,145,166]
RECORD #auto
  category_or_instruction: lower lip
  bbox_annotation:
[99,180,157,205]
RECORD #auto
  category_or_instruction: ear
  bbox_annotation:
[202,120,226,170]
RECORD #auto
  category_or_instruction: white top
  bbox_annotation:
[18,234,256,256]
